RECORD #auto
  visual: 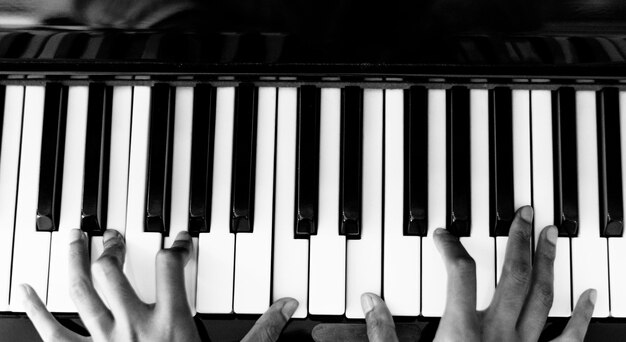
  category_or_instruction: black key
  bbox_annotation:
[188,84,217,235]
[598,88,624,237]
[339,86,363,239]
[231,83,257,233]
[552,88,579,236]
[0,85,6,158]
[295,86,321,237]
[489,87,515,236]
[81,84,112,234]
[37,84,68,231]
[404,86,428,236]
[446,87,471,237]
[145,84,175,234]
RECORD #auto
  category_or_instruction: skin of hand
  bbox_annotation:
[20,228,299,342]
[360,206,597,342]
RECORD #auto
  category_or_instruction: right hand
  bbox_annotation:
[361,206,596,342]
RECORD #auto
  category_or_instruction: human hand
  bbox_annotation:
[20,228,299,342]
[360,206,596,342]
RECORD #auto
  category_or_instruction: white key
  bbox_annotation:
[47,86,89,312]
[0,86,24,311]
[10,85,48,311]
[234,87,277,314]
[462,89,494,310]
[571,91,609,317]
[531,90,571,317]
[309,88,345,315]
[346,89,383,318]
[272,87,308,318]
[196,87,236,313]
[163,87,197,313]
[125,86,161,304]
[383,89,420,316]
[610,90,626,317]
[497,90,532,282]
[91,86,133,270]
[421,89,447,317]
[106,86,133,234]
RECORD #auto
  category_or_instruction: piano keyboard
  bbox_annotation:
[0,79,624,321]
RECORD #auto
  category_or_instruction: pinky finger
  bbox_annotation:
[20,284,89,342]
[552,289,596,342]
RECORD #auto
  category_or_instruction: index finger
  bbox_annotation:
[67,229,113,336]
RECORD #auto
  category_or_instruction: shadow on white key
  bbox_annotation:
[47,86,89,312]
[0,85,24,311]
[272,88,308,319]
[496,90,532,283]
[124,85,161,304]
[421,89,447,317]
[234,87,276,314]
[10,85,48,311]
[570,91,609,317]
[383,89,419,317]
[609,91,626,317]
[461,89,494,311]
[309,88,345,316]
[196,87,236,314]
[164,87,198,314]
[346,89,382,318]
[531,90,571,317]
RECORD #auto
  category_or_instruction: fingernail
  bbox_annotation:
[280,298,298,319]
[434,228,446,235]
[520,206,533,223]
[589,289,597,305]
[103,229,121,242]
[546,226,558,245]
[20,284,32,296]
[177,230,191,240]
[69,229,83,242]
[361,293,375,315]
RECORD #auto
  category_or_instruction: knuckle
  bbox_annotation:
[69,277,92,301]
[450,255,476,274]
[506,261,532,284]
[92,255,119,275]
[157,249,182,266]
[511,227,531,244]
[534,281,554,308]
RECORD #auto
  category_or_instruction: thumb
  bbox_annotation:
[241,298,298,342]
[362,293,399,342]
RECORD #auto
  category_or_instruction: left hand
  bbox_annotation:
[20,228,298,342]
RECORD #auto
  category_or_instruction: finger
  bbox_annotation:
[155,230,192,314]
[553,289,596,342]
[20,284,89,342]
[361,293,399,342]
[241,298,299,342]
[67,229,113,336]
[489,206,533,323]
[517,225,557,341]
[98,229,126,266]
[433,228,477,323]
[91,229,144,319]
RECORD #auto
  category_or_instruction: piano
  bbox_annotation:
[2,1,626,341]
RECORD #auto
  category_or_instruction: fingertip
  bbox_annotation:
[280,298,299,320]
[544,225,558,245]
[518,205,533,223]
[103,228,123,242]
[68,228,84,243]
[176,230,191,241]
[361,292,376,315]
[589,289,597,306]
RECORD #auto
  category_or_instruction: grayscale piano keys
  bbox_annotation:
[2,79,624,322]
